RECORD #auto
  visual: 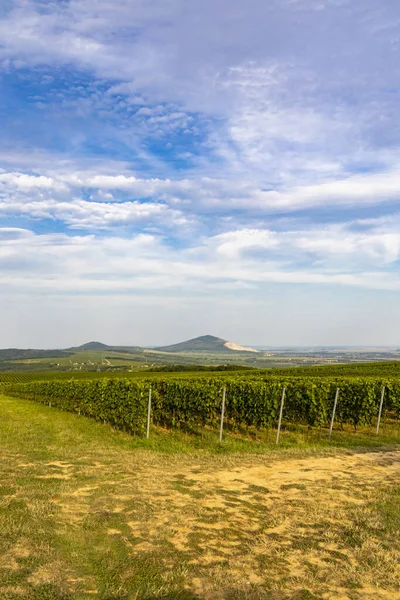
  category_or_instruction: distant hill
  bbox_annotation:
[69,342,144,354]
[0,336,258,365]
[70,342,110,351]
[0,349,71,361]
[154,335,259,353]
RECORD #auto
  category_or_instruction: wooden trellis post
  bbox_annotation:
[376,386,385,436]
[146,388,152,439]
[276,387,286,444]
[219,387,226,442]
[329,387,340,439]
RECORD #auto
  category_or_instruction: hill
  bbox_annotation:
[154,334,259,353]
[0,348,71,361]
[70,342,111,351]
[69,342,144,354]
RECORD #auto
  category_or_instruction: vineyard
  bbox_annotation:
[0,373,58,384]
[5,376,400,437]
[2,360,400,385]
[0,370,256,385]
[268,361,400,378]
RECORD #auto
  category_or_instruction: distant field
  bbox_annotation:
[266,361,400,378]
[2,359,400,383]
[6,350,148,369]
[0,393,399,599]
[4,346,400,374]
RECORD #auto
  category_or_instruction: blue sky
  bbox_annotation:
[0,0,400,347]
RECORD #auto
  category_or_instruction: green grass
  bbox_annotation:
[0,393,399,600]
[1,392,400,456]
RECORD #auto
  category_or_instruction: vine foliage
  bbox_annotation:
[5,376,400,435]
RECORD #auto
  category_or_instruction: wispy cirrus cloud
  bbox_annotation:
[1,0,400,345]
[2,166,400,229]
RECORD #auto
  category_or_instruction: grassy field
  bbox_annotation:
[0,393,399,599]
[6,348,399,374]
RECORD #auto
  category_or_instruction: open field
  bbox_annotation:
[0,394,399,600]
[2,358,400,384]
[2,347,400,374]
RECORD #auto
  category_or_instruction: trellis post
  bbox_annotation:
[146,387,152,439]
[276,387,286,444]
[329,387,340,439]
[376,386,385,436]
[219,387,226,442]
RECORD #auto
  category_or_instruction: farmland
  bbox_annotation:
[1,361,400,599]
[0,393,399,599]
[3,358,400,440]
[5,375,400,437]
[2,337,400,375]
[2,358,400,384]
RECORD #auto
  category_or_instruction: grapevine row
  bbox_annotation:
[5,376,400,434]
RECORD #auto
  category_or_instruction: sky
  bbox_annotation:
[0,0,400,348]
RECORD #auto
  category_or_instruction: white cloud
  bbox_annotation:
[213,229,279,259]
[0,197,186,229]
[0,172,66,191]
[2,165,400,231]
[1,0,400,344]
[209,225,400,267]
[1,224,399,299]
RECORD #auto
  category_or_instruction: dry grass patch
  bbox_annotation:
[0,394,399,599]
